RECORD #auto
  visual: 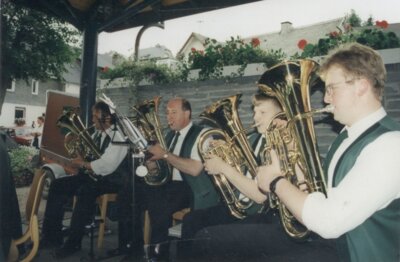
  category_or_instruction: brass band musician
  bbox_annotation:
[179,93,339,261]
[40,101,130,259]
[257,43,400,262]
[142,97,220,260]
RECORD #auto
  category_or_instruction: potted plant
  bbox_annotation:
[187,37,286,80]
[295,11,400,59]
[9,146,39,187]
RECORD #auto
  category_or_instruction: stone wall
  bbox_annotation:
[102,61,400,157]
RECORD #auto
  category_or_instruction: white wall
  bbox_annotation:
[0,103,45,127]
[65,83,80,95]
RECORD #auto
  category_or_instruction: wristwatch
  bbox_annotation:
[270,176,285,194]
[163,152,169,159]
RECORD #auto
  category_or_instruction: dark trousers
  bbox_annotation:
[178,205,274,259]
[190,214,338,261]
[116,177,146,251]
[145,181,192,245]
[181,204,238,240]
[42,173,120,247]
[177,205,339,261]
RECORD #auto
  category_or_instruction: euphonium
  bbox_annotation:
[132,96,171,186]
[258,59,332,239]
[198,94,260,219]
[57,110,101,180]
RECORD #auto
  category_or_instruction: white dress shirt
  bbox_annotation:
[171,121,204,181]
[91,127,129,176]
[238,135,264,201]
[302,107,400,238]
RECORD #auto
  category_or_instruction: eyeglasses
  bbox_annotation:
[325,78,357,95]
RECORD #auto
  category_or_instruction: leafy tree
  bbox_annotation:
[0,1,80,113]
[347,9,362,27]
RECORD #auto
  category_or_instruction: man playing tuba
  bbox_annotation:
[257,43,400,262]
[40,101,130,259]
[179,92,339,261]
[142,97,220,260]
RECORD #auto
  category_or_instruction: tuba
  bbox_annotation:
[57,110,101,181]
[258,59,332,239]
[198,94,260,219]
[132,96,171,186]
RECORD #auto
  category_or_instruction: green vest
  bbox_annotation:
[326,116,400,262]
[166,124,220,210]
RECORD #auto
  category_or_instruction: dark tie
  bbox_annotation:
[94,132,102,148]
[169,131,181,152]
[323,130,348,178]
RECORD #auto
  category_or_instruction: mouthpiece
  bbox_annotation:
[303,105,334,117]
[290,105,334,124]
[316,105,334,114]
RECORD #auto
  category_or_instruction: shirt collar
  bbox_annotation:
[345,107,386,139]
[176,121,193,138]
[100,126,114,137]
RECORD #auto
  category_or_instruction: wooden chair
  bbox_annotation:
[143,210,152,245]
[172,208,190,226]
[96,193,117,249]
[143,208,191,245]
[96,200,190,246]
[8,169,46,262]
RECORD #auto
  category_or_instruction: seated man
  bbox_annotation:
[40,101,129,259]
[144,97,220,260]
[257,43,400,262]
[179,93,338,261]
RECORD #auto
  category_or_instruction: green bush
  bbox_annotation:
[102,60,188,86]
[9,146,38,177]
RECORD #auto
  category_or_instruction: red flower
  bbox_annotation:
[297,39,308,50]
[191,47,197,52]
[329,31,339,38]
[376,20,389,29]
[251,38,260,47]
[101,66,109,73]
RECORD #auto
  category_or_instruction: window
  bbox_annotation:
[7,80,16,92]
[31,79,39,95]
[15,107,26,120]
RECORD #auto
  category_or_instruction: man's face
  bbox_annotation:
[253,100,281,134]
[92,109,110,131]
[166,99,190,131]
[323,65,359,126]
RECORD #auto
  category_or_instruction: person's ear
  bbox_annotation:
[356,78,369,97]
[184,110,191,119]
